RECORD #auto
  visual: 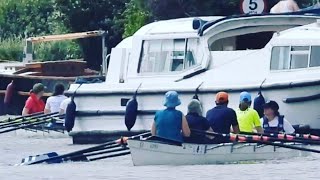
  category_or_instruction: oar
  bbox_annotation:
[23,131,151,165]
[0,114,63,134]
[241,131,320,143]
[191,129,320,154]
[0,112,44,123]
[0,113,60,130]
[0,112,58,128]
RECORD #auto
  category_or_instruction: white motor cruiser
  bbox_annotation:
[67,10,320,143]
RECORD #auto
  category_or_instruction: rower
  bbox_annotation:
[261,100,295,134]
[185,99,213,143]
[151,91,191,142]
[270,0,300,13]
[236,92,264,134]
[22,83,46,116]
[206,92,239,143]
[44,84,67,114]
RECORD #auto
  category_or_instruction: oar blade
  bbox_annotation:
[20,152,62,166]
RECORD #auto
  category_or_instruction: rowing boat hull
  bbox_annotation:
[128,139,310,166]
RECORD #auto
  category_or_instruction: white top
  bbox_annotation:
[270,0,299,13]
[260,116,295,134]
[60,98,71,112]
[45,95,67,113]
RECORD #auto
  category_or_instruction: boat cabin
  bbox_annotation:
[106,15,320,85]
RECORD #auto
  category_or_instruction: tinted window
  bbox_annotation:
[139,38,201,74]
[310,46,320,67]
[271,46,290,70]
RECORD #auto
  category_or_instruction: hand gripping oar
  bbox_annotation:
[0,112,59,130]
[0,112,58,128]
[0,114,63,134]
[22,132,151,165]
[191,129,320,154]
[0,112,43,123]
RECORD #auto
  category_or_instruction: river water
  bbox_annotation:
[1,117,320,180]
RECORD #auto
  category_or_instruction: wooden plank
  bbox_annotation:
[0,90,52,97]
[27,31,105,43]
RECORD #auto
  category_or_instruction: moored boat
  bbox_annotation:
[66,8,320,143]
[127,139,310,166]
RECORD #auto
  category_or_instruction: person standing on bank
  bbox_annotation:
[22,83,46,116]
[261,100,295,134]
[44,84,67,114]
[185,99,213,143]
[270,0,300,13]
[151,91,191,142]
[206,92,240,143]
[236,92,264,133]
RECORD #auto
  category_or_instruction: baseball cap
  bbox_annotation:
[32,83,46,94]
[216,92,229,104]
[240,91,252,103]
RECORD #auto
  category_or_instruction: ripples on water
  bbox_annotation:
[0,121,319,179]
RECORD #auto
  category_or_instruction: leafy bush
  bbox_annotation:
[0,37,23,61]
[34,40,82,61]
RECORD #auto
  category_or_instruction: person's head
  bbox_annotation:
[239,91,252,110]
[163,91,181,108]
[31,83,45,98]
[215,92,229,105]
[53,84,65,96]
[188,99,203,115]
[263,100,280,119]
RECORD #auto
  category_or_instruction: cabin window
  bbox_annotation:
[310,46,320,67]
[271,46,320,70]
[138,38,200,74]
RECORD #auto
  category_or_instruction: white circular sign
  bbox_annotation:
[240,0,267,14]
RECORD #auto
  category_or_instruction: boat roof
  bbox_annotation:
[275,22,320,41]
[134,17,224,36]
[133,7,320,37]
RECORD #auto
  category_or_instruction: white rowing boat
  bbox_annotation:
[127,139,310,166]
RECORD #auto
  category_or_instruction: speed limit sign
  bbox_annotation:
[240,0,267,14]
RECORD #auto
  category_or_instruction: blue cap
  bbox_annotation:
[240,91,252,102]
[164,91,181,108]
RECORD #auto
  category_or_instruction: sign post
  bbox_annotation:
[240,0,267,14]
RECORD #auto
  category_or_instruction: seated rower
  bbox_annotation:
[22,83,46,116]
[185,99,213,143]
[44,84,67,114]
[236,92,264,134]
[206,92,240,143]
[261,100,295,134]
[151,91,191,142]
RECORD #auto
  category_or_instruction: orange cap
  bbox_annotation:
[216,92,229,104]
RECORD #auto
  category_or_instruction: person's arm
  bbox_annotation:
[231,110,240,134]
[291,0,300,11]
[44,100,51,114]
[22,107,30,116]
[151,121,156,136]
[206,127,215,139]
[182,116,191,137]
[253,110,264,134]
[283,118,295,134]
[232,125,240,134]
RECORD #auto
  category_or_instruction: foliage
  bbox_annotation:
[54,0,129,69]
[123,0,151,38]
[34,40,82,61]
[0,37,23,61]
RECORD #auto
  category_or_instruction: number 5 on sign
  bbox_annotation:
[240,0,267,14]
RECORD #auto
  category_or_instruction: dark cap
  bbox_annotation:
[32,83,46,94]
[263,100,279,111]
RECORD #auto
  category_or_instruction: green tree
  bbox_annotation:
[54,0,129,69]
